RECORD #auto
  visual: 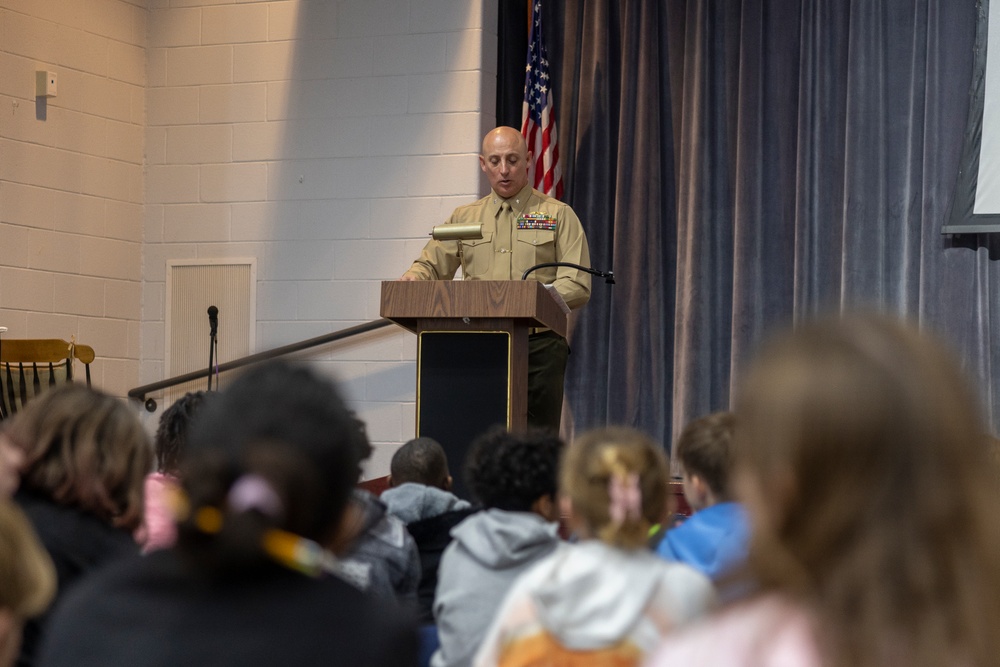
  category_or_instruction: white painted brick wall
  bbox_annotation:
[142,0,498,476]
[0,0,146,397]
[0,0,499,477]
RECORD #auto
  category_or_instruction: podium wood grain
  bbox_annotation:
[380,280,567,337]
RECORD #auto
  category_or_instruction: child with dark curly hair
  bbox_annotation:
[139,391,216,552]
[431,427,563,667]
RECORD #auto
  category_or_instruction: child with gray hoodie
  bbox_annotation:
[431,428,563,667]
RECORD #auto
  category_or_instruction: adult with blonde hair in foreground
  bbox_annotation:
[646,314,1000,667]
[0,500,55,667]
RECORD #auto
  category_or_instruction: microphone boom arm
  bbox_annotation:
[521,262,615,285]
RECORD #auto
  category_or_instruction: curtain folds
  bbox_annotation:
[548,0,1000,445]
[547,0,677,444]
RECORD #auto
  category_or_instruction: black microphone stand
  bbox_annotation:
[522,262,616,284]
[207,306,218,391]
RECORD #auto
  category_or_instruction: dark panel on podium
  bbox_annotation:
[417,331,510,499]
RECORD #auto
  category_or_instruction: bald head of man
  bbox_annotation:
[479,127,532,199]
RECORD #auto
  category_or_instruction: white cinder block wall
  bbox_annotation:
[143,0,499,477]
[0,0,147,397]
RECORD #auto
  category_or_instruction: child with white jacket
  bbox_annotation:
[474,427,714,667]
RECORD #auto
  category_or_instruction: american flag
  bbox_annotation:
[521,0,563,200]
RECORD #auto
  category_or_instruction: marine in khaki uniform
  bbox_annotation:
[401,127,592,432]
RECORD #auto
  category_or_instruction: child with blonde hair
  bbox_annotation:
[474,427,714,667]
[647,314,1000,667]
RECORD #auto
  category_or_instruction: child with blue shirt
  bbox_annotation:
[657,412,750,583]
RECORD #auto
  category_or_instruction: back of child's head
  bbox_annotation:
[390,437,449,488]
[735,313,1000,667]
[177,361,370,575]
[465,426,563,512]
[676,411,735,500]
[7,384,152,532]
[561,427,670,550]
[154,391,217,476]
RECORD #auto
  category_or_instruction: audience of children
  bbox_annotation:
[139,390,215,552]
[381,437,475,622]
[6,385,152,667]
[474,426,714,666]
[432,427,563,667]
[656,411,750,583]
[646,314,1000,667]
[0,311,994,667]
[36,361,417,667]
[0,501,54,667]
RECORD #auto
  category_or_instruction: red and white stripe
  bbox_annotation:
[522,104,563,200]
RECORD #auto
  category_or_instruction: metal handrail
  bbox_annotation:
[127,318,394,411]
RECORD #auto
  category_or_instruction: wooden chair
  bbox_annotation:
[0,339,95,420]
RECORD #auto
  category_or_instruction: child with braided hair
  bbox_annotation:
[474,427,714,667]
[138,391,217,552]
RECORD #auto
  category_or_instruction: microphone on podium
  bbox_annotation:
[522,263,615,285]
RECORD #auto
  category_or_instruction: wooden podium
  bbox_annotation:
[381,280,568,496]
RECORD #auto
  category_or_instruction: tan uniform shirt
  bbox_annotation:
[403,185,592,310]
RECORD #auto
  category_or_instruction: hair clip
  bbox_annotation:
[262,529,326,578]
[609,472,642,525]
[194,506,223,534]
[228,474,283,520]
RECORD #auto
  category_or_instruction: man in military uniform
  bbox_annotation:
[400,126,591,433]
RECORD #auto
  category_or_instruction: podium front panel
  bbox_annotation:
[417,331,510,499]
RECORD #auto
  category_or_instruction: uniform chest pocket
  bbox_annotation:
[514,230,556,273]
[461,231,494,278]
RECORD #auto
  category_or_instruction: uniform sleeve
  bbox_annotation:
[553,206,591,310]
[402,213,464,280]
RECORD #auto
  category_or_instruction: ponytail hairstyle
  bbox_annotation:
[560,427,670,549]
[176,361,369,577]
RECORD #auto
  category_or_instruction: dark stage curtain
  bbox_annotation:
[497,0,529,128]
[543,0,1000,446]
[542,0,678,445]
